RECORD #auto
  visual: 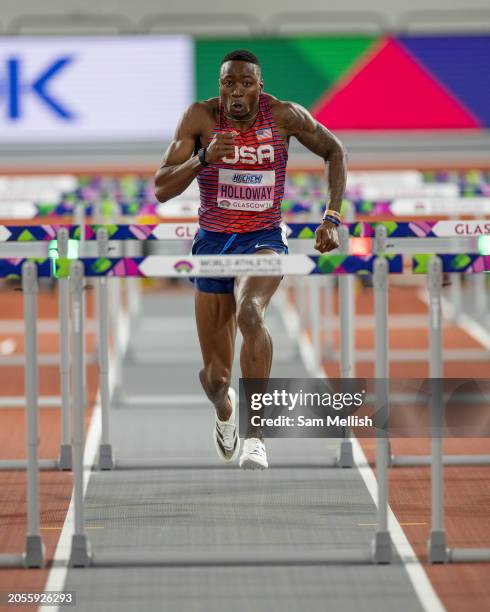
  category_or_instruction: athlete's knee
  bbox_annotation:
[236,300,264,336]
[202,364,231,397]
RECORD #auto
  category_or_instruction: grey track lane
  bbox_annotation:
[62,290,427,612]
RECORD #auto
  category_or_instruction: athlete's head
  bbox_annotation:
[219,49,263,120]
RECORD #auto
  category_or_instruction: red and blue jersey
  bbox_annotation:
[197,94,288,233]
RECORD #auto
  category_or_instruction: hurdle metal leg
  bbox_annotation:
[472,273,487,322]
[57,228,72,470]
[322,277,335,359]
[126,277,141,338]
[310,275,321,366]
[372,257,392,563]
[448,273,463,322]
[69,261,92,567]
[21,262,45,567]
[337,224,354,468]
[427,257,449,563]
[74,204,87,412]
[96,229,114,470]
[110,276,124,398]
[373,225,392,468]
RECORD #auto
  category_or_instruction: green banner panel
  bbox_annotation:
[195,36,378,109]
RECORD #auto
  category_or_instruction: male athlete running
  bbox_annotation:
[155,50,347,469]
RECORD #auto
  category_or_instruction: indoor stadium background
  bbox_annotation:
[0,1,489,611]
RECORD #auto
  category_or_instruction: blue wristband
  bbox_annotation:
[322,215,341,226]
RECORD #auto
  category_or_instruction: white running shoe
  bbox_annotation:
[213,387,240,463]
[239,437,268,470]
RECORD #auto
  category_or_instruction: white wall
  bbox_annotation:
[2,0,490,33]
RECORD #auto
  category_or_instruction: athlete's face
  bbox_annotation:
[219,61,263,120]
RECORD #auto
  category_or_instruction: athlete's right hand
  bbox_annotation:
[205,132,237,163]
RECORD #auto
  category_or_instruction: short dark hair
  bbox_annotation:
[221,49,260,67]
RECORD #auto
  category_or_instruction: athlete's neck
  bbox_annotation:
[223,106,259,132]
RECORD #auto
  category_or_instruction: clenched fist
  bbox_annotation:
[314,221,339,253]
[205,131,238,164]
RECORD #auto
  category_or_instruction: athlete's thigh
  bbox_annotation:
[195,289,237,367]
[234,249,283,310]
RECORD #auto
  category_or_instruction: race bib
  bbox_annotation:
[217,169,275,212]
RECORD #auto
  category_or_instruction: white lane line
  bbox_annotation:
[278,290,445,612]
[353,439,445,612]
[41,311,129,611]
[40,401,102,611]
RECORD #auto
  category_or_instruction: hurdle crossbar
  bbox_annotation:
[1,220,489,242]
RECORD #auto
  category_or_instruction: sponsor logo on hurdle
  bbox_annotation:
[152,224,198,240]
[173,260,194,274]
[454,222,490,236]
[431,221,490,237]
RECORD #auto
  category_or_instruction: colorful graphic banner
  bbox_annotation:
[196,35,490,130]
[3,253,487,278]
[412,254,490,274]
[1,221,489,243]
[0,254,403,279]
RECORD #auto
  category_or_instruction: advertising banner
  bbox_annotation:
[0,36,193,142]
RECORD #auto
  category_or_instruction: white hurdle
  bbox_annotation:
[0,262,45,567]
[0,227,487,568]
[427,257,490,564]
[65,255,393,567]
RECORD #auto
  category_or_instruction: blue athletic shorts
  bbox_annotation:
[191,226,288,294]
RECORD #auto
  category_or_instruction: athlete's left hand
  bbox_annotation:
[314,221,339,253]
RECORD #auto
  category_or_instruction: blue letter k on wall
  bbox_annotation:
[2,56,75,120]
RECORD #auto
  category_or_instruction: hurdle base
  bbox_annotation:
[24,535,45,568]
[98,444,114,470]
[428,530,448,564]
[110,386,124,405]
[372,531,392,564]
[91,549,375,568]
[448,548,490,563]
[58,444,72,471]
[337,440,354,468]
[0,554,25,568]
[113,457,342,470]
[70,534,92,568]
[392,454,490,467]
[0,459,58,471]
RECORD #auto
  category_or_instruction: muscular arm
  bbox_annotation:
[154,104,204,203]
[281,102,347,214]
[276,101,347,253]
